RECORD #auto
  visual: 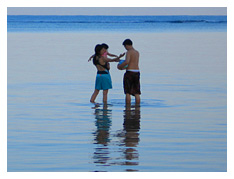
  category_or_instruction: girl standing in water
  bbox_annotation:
[90,44,125,103]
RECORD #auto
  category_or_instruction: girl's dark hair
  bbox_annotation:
[93,44,103,66]
[101,43,109,49]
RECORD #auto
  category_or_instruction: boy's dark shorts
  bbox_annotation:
[123,71,141,96]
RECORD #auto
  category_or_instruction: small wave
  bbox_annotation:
[165,20,226,24]
[109,99,172,108]
[204,20,227,23]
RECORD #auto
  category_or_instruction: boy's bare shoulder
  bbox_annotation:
[133,49,139,56]
[127,49,139,56]
[132,48,139,53]
[129,49,138,53]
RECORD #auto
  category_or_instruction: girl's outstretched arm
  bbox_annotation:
[88,54,94,62]
[103,53,125,63]
[107,52,118,58]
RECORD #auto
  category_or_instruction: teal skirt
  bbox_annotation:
[95,71,112,90]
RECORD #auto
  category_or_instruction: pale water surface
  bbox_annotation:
[8,32,227,172]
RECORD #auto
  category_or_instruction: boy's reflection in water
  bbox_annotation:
[121,104,141,171]
[92,103,112,166]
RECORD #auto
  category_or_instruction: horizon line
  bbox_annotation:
[7,14,227,16]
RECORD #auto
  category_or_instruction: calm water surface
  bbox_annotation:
[8,32,227,172]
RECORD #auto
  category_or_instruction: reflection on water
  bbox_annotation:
[121,105,141,171]
[92,104,141,171]
[93,104,112,166]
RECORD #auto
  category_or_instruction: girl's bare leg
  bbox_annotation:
[103,90,108,103]
[90,89,100,103]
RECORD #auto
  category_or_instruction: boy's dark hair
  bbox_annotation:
[122,39,133,46]
[101,43,109,49]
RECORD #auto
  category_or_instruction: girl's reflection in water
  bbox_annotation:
[92,103,112,166]
[92,103,141,171]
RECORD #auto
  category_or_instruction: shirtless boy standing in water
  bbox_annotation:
[117,39,141,104]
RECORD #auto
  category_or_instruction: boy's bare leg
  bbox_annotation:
[135,94,140,104]
[125,93,131,104]
[90,89,99,103]
[103,90,108,103]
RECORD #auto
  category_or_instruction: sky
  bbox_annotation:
[7,7,227,16]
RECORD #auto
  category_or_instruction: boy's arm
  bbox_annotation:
[118,51,130,70]
[88,54,94,62]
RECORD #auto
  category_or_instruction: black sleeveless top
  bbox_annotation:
[93,55,109,70]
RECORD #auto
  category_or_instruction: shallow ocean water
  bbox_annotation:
[7,32,227,172]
